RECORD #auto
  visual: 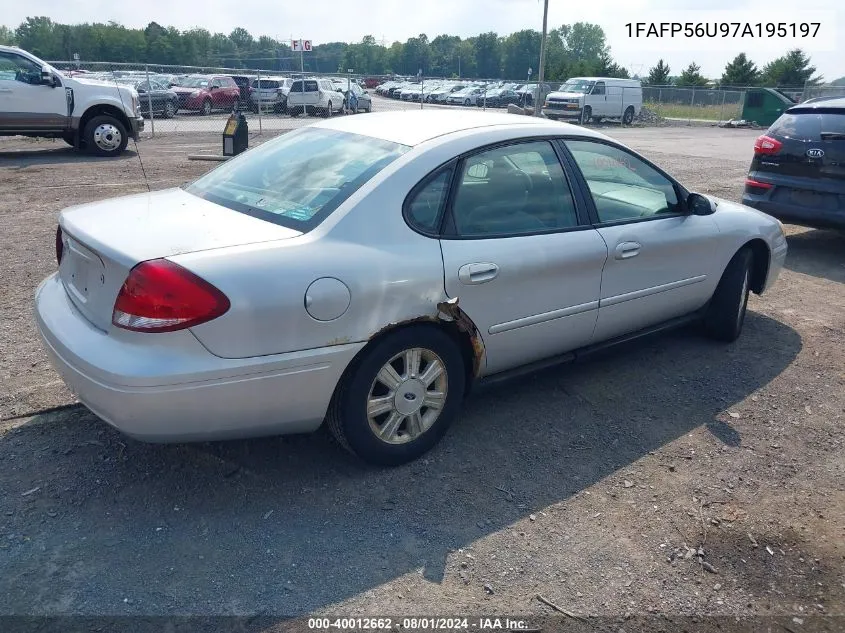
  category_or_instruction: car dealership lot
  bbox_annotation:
[1,126,843,621]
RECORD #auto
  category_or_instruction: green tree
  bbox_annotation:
[676,62,709,87]
[473,31,501,78]
[761,49,822,87]
[0,25,15,45]
[720,53,760,87]
[16,17,59,58]
[831,76,845,86]
[501,29,541,80]
[646,59,670,85]
[596,50,629,78]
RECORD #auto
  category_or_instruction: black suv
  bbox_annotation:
[742,98,845,230]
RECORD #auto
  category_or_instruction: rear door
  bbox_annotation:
[433,139,608,376]
[562,138,722,342]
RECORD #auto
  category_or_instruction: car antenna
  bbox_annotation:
[110,71,151,193]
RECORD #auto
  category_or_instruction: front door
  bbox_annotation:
[434,139,608,375]
[563,138,723,342]
[0,51,68,131]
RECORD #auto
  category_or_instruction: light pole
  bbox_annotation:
[535,0,549,117]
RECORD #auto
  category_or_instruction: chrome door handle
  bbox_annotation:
[458,263,499,285]
[614,241,641,260]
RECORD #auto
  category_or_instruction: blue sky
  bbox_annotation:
[5,0,842,80]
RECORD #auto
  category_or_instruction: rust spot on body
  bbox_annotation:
[437,297,486,376]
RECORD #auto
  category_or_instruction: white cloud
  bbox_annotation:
[5,0,842,80]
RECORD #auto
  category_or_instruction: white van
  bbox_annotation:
[287,77,343,117]
[543,77,642,125]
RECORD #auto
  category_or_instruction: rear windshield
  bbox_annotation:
[185,128,409,231]
[290,80,318,92]
[769,111,845,141]
[252,79,280,89]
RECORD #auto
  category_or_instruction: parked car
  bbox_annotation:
[229,75,254,106]
[544,77,642,124]
[516,82,554,108]
[249,77,288,113]
[172,75,240,115]
[344,82,372,113]
[0,45,143,156]
[742,98,845,230]
[447,86,486,106]
[287,77,342,116]
[479,88,521,108]
[118,77,179,119]
[36,111,786,466]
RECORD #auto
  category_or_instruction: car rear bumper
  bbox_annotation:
[742,196,845,230]
[34,273,364,442]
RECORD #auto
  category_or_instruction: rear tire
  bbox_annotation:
[702,248,752,342]
[623,106,635,125]
[326,326,465,466]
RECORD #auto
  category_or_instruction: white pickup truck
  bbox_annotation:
[0,45,144,156]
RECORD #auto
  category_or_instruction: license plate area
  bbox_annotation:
[60,236,105,307]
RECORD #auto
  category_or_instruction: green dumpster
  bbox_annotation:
[741,88,796,127]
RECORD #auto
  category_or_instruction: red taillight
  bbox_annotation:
[754,135,783,155]
[745,178,773,190]
[55,226,64,266]
[112,259,230,333]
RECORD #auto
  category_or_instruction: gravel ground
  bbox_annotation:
[0,127,843,630]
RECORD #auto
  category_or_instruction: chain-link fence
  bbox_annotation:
[45,60,844,136]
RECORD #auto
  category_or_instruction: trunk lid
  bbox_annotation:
[59,188,300,331]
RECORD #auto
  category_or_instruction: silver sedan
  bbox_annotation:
[35,111,788,465]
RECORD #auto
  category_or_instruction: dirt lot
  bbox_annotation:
[0,127,843,631]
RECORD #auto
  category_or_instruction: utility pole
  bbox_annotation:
[535,0,549,116]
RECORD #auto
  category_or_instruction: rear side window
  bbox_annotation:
[185,128,409,231]
[405,169,453,232]
[769,112,845,140]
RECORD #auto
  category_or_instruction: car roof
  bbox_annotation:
[789,97,845,110]
[312,109,610,146]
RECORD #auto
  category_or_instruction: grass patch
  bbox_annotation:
[645,101,743,121]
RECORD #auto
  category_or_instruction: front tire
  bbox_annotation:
[201,99,212,116]
[324,101,333,117]
[581,106,592,124]
[83,115,128,157]
[163,101,177,119]
[326,326,466,466]
[703,248,752,342]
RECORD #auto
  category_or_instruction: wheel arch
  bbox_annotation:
[743,238,771,295]
[330,307,485,408]
[79,103,132,137]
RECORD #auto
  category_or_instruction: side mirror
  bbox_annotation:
[687,192,715,216]
[41,67,55,87]
[210,85,218,90]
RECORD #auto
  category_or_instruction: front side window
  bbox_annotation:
[0,52,42,85]
[450,141,580,237]
[566,140,680,223]
[186,128,409,231]
[592,82,606,95]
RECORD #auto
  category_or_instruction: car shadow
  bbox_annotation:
[0,312,800,616]
[0,145,139,167]
[783,228,845,284]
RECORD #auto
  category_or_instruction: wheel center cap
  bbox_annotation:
[394,379,426,415]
